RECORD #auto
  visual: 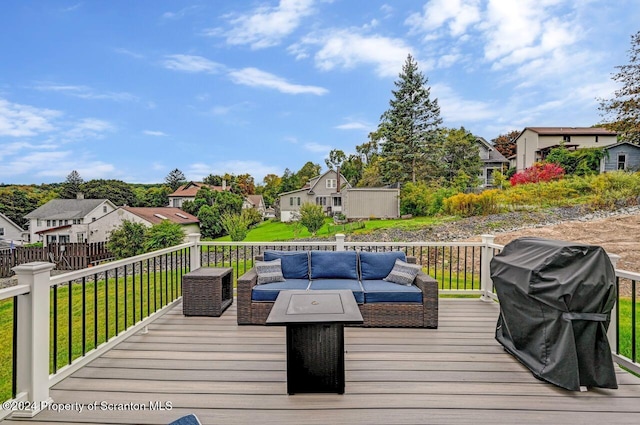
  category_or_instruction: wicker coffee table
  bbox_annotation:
[182,267,233,317]
[266,290,363,394]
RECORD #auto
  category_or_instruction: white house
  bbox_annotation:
[243,194,267,218]
[514,127,617,171]
[0,212,28,247]
[24,197,117,246]
[89,207,200,243]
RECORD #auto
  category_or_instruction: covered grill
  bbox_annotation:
[490,237,618,391]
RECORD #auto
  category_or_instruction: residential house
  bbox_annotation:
[0,212,28,247]
[476,137,509,187]
[600,142,640,172]
[243,194,266,218]
[278,169,400,222]
[24,197,117,246]
[168,181,229,208]
[89,207,200,243]
[514,127,617,171]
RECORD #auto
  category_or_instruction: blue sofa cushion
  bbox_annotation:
[310,250,358,280]
[360,251,407,280]
[264,250,309,279]
[362,280,423,303]
[251,279,310,302]
[309,279,364,304]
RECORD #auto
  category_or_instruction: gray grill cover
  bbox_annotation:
[490,237,617,391]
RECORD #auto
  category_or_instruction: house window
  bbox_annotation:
[59,235,70,243]
[47,220,52,227]
[333,197,342,207]
[0,228,4,236]
[103,206,107,213]
[173,199,180,207]
[77,233,85,242]
[316,197,327,206]
[563,135,571,143]
[92,217,96,222]
[326,179,336,189]
[37,219,42,226]
[618,154,627,170]
[297,197,301,206]
[289,197,294,206]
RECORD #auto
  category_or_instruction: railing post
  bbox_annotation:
[335,234,345,251]
[12,261,55,417]
[480,234,495,302]
[607,253,621,351]
[188,233,201,271]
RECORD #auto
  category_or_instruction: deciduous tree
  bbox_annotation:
[491,130,520,158]
[599,30,640,143]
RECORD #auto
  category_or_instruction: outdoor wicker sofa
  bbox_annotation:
[237,250,438,328]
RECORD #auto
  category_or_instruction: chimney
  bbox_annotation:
[336,167,340,193]
[76,192,84,200]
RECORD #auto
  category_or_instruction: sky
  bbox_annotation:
[1,0,639,185]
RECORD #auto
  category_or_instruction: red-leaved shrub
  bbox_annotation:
[510,162,565,186]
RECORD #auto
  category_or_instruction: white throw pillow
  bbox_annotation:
[255,259,286,285]
[383,259,421,286]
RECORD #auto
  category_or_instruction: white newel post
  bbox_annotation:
[607,254,621,350]
[480,234,495,302]
[12,262,55,417]
[188,233,201,271]
[335,234,346,251]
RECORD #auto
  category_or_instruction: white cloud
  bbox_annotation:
[143,130,167,136]
[228,68,328,95]
[0,98,60,137]
[335,120,371,130]
[33,83,138,102]
[113,48,144,60]
[406,0,481,37]
[219,0,316,49]
[162,54,225,73]
[432,84,498,123]
[64,118,114,141]
[161,5,200,20]
[295,29,415,77]
[304,142,331,153]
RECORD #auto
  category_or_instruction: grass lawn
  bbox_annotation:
[212,216,447,242]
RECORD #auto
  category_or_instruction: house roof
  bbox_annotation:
[245,195,264,207]
[35,224,71,235]
[0,212,25,232]
[122,207,199,225]
[476,137,509,163]
[524,127,617,136]
[168,182,229,198]
[24,199,112,220]
[602,141,640,150]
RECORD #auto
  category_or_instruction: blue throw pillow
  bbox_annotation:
[360,251,407,280]
[263,250,309,279]
[310,250,358,279]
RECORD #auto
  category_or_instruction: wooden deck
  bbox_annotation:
[5,298,640,425]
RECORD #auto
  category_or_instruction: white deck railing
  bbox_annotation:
[0,233,638,419]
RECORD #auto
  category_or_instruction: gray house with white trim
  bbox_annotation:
[600,142,640,172]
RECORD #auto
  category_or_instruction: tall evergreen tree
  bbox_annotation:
[378,54,442,184]
[60,170,84,199]
[599,31,640,144]
[165,168,187,191]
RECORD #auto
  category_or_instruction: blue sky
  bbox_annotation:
[1,0,638,185]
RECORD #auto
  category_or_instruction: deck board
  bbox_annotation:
[4,299,640,425]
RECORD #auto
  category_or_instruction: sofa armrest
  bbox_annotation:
[406,255,417,264]
[414,271,439,328]
[237,268,258,324]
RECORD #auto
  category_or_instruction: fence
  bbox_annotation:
[0,242,112,277]
[0,233,638,419]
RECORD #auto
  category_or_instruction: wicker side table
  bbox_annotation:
[182,267,233,317]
